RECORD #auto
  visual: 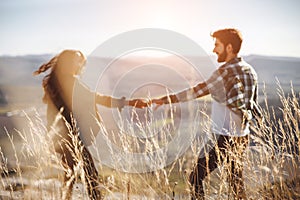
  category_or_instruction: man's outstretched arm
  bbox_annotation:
[152,82,209,105]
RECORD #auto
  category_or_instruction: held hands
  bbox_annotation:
[128,97,165,109]
[151,98,164,105]
[128,99,149,108]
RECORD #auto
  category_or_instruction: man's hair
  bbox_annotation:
[211,28,243,54]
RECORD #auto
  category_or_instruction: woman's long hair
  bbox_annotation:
[33,55,59,104]
[33,50,86,104]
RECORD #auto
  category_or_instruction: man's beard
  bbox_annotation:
[217,50,227,62]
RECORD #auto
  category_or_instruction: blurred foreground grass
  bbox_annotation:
[0,85,300,199]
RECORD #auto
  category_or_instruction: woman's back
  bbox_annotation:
[34,50,103,199]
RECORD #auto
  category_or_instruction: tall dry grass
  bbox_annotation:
[0,84,299,199]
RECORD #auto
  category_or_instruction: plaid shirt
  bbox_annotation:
[161,57,261,119]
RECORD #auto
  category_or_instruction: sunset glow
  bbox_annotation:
[0,0,300,57]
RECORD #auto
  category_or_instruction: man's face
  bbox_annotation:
[213,38,227,63]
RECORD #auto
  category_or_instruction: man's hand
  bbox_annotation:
[128,99,149,108]
[151,98,166,110]
[151,98,165,105]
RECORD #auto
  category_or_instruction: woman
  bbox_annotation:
[34,50,145,199]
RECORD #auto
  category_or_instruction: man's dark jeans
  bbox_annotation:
[189,134,249,200]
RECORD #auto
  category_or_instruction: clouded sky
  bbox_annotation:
[1,0,300,57]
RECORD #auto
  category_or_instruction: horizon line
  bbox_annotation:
[1,53,300,60]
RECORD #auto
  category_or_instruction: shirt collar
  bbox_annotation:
[220,57,242,69]
[227,57,242,64]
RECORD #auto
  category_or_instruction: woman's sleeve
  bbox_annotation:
[95,94,126,109]
[76,79,126,109]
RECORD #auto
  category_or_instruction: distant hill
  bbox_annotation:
[244,55,300,96]
[0,54,299,98]
[0,54,53,86]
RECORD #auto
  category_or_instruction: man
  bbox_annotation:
[152,28,262,199]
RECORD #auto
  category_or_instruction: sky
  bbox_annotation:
[1,0,300,57]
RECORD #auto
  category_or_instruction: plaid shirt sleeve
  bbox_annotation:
[223,68,247,112]
[159,68,228,103]
[217,62,259,118]
[159,58,259,118]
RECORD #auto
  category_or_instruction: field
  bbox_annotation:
[0,84,299,199]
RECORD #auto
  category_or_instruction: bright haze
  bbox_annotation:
[0,0,300,58]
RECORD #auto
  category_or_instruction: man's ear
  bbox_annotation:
[226,43,233,53]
